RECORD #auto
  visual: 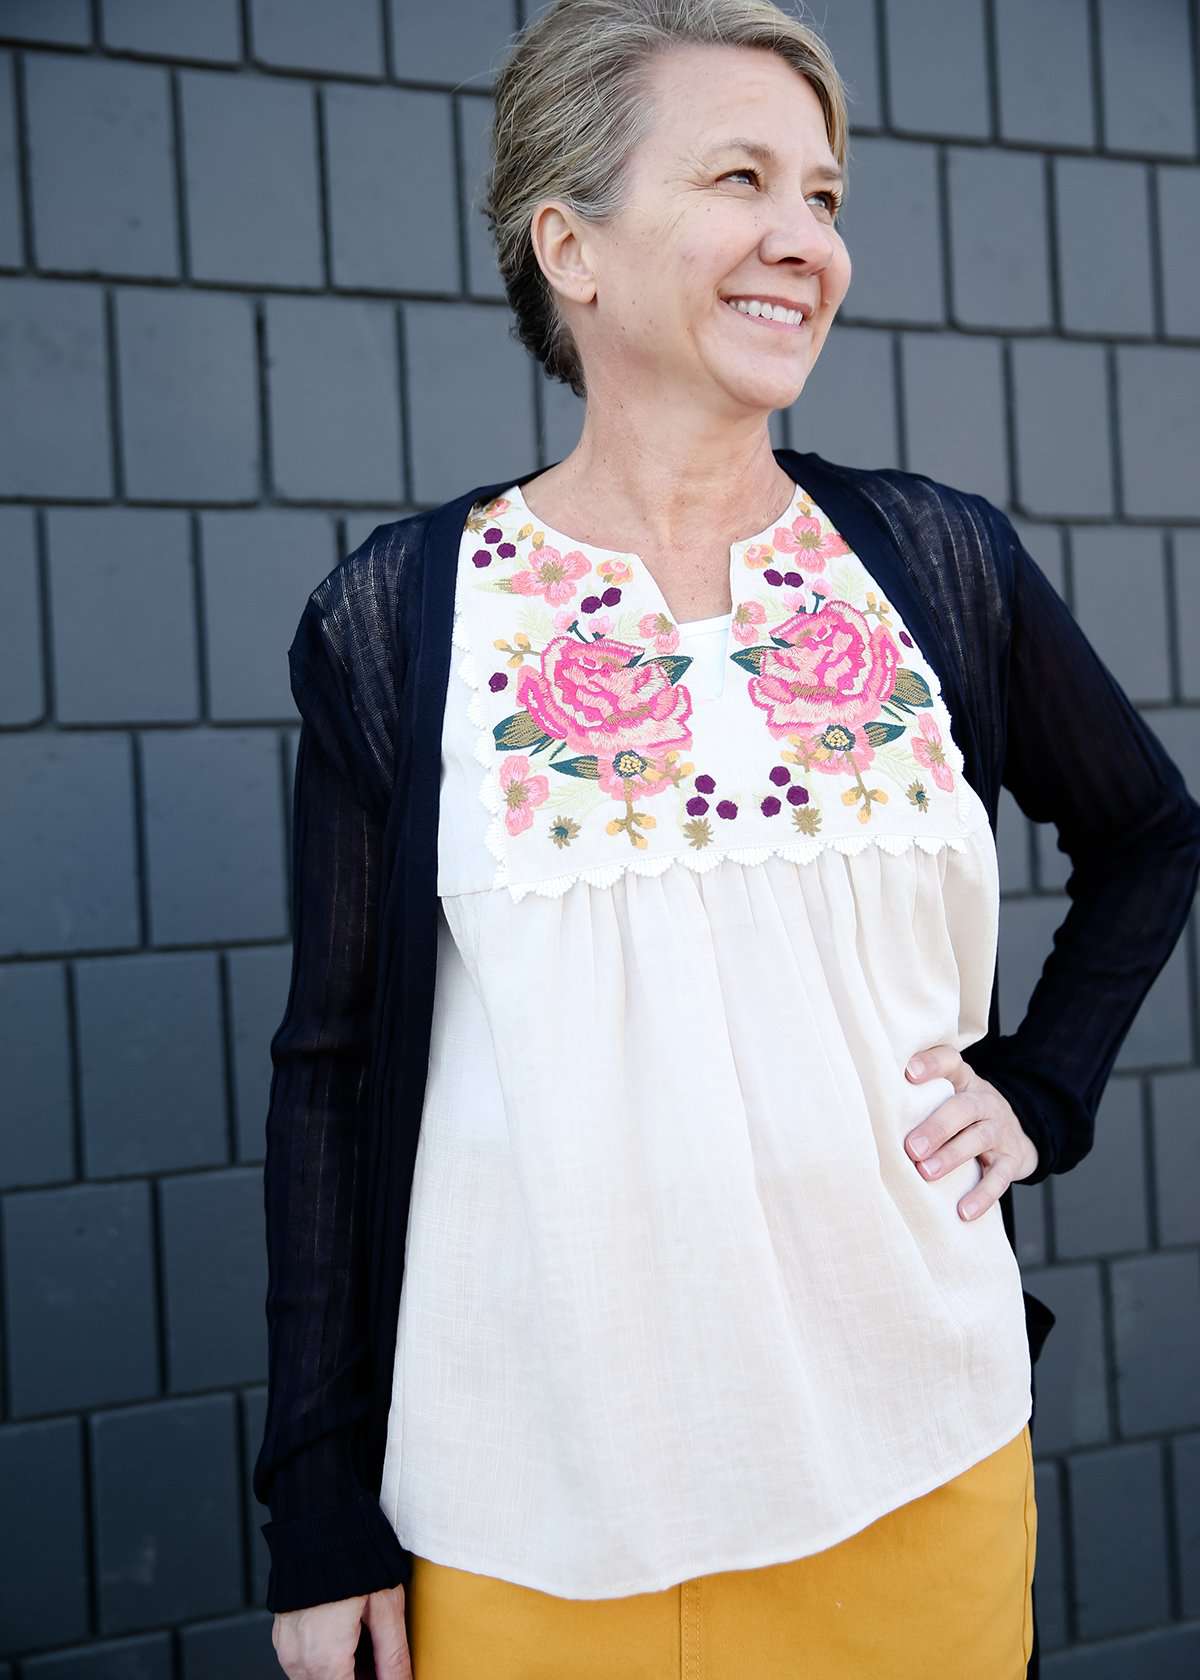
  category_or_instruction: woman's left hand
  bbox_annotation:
[903,1044,1040,1221]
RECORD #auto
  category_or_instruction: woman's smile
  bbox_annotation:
[721,296,810,332]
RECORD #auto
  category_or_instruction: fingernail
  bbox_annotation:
[961,1201,978,1219]
[910,1135,929,1158]
[907,1055,923,1077]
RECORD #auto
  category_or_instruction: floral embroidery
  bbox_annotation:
[450,481,987,900]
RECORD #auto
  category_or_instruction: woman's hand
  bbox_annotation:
[903,1044,1040,1221]
[272,1583,412,1679]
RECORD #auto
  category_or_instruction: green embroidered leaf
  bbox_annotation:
[729,645,770,675]
[888,668,934,710]
[494,712,557,752]
[769,634,796,647]
[638,653,693,684]
[551,755,601,779]
[863,719,907,747]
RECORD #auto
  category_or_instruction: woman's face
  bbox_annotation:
[542,42,852,416]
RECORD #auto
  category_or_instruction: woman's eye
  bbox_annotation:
[719,170,842,217]
[721,167,761,187]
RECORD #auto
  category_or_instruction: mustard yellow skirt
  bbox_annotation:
[405,1422,1037,1678]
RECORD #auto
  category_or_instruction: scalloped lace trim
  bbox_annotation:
[452,500,992,904]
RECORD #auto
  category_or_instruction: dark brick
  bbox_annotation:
[1097,0,1195,157]
[1070,525,1170,703]
[100,0,242,63]
[948,148,1052,330]
[389,0,519,86]
[883,0,990,139]
[1116,346,1200,520]
[239,1386,271,1605]
[814,0,882,130]
[994,0,1093,148]
[76,952,227,1177]
[0,733,139,957]
[1052,1077,1147,1260]
[179,1610,275,1677]
[1173,1430,1200,1619]
[1012,341,1113,518]
[0,52,20,266]
[249,0,383,78]
[1151,1069,1200,1246]
[0,505,42,725]
[47,507,199,724]
[265,295,404,503]
[786,326,899,469]
[1158,165,1200,338]
[326,83,457,293]
[833,137,943,324]
[995,784,1031,896]
[404,300,536,503]
[899,331,1008,507]
[141,728,288,946]
[25,54,177,277]
[1111,1251,1200,1435]
[0,278,111,498]
[1040,1625,1200,1677]
[0,961,73,1189]
[159,1168,266,1391]
[4,1181,158,1414]
[1055,158,1154,336]
[1032,1458,1067,1650]
[115,286,258,502]
[0,1418,88,1651]
[180,70,321,287]
[200,509,339,720]
[1020,1264,1109,1454]
[1067,1439,1170,1638]
[459,90,504,300]
[22,1636,173,1679]
[227,943,293,1163]
[91,1396,242,1634]
[0,1,91,45]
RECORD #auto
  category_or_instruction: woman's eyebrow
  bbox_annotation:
[699,136,844,184]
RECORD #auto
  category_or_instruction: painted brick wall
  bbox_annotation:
[1,1,1198,1673]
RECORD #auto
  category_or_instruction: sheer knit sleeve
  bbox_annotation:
[961,503,1200,1184]
[253,529,412,1612]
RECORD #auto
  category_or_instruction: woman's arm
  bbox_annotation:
[253,541,412,1613]
[961,504,1200,1185]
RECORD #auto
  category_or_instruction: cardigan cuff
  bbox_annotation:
[262,1487,413,1614]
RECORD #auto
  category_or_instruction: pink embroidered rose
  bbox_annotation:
[598,556,634,587]
[910,713,956,791]
[745,599,900,743]
[499,754,550,835]
[517,634,693,758]
[638,609,682,654]
[510,544,592,605]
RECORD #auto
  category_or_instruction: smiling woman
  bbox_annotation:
[256,4,1200,1679]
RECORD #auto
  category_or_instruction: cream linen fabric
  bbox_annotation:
[377,479,1033,1598]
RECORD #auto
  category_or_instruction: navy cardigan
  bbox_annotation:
[253,448,1200,1619]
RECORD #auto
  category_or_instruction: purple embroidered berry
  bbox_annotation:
[497,541,516,559]
[783,570,803,587]
[768,765,791,786]
[694,773,716,794]
[763,568,783,586]
[899,630,913,647]
[686,796,709,816]
[483,526,503,543]
[601,586,622,606]
[488,672,508,692]
[716,800,738,820]
[786,784,810,806]
[761,795,782,816]
[472,549,492,568]
[580,594,602,613]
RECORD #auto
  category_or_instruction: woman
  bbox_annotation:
[258,3,1200,1678]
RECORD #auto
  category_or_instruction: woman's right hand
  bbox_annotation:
[272,1583,412,1679]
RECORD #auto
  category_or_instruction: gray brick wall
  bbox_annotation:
[0,0,1197,1672]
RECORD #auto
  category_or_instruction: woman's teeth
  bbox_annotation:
[724,298,807,328]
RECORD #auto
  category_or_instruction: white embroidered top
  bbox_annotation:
[376,474,1033,1598]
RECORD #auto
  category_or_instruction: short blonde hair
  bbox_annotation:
[481,0,850,400]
